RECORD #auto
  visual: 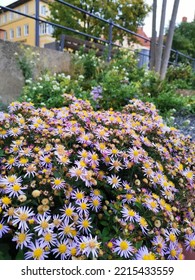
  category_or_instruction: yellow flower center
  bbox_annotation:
[189,240,195,248]
[58,244,67,254]
[93,189,100,196]
[2,196,12,205]
[54,179,61,185]
[8,158,15,164]
[143,253,156,260]
[33,248,43,259]
[111,148,118,155]
[76,192,84,200]
[170,249,177,257]
[83,135,89,141]
[8,176,16,183]
[120,241,129,251]
[44,157,51,163]
[169,234,176,242]
[80,203,87,210]
[186,171,193,180]
[126,194,133,200]
[19,213,28,221]
[75,169,82,177]
[107,242,113,249]
[80,242,86,250]
[63,226,72,235]
[70,247,77,256]
[12,184,21,192]
[41,221,49,229]
[112,177,118,184]
[0,224,3,230]
[133,150,139,157]
[65,208,73,217]
[18,233,26,243]
[92,199,100,207]
[140,217,147,227]
[99,143,106,150]
[128,210,135,216]
[164,203,171,212]
[81,151,88,158]
[91,154,98,161]
[99,130,106,137]
[82,220,89,228]
[20,158,28,164]
[89,241,97,249]
[150,201,157,208]
[80,161,87,168]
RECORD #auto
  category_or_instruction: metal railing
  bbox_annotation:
[0,0,195,68]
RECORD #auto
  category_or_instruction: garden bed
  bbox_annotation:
[0,95,194,260]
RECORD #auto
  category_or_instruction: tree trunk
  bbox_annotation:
[155,0,167,74]
[150,0,157,70]
[160,0,180,80]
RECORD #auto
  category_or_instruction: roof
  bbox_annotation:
[1,0,49,10]
[135,27,151,48]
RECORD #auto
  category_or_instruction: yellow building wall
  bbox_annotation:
[0,0,55,47]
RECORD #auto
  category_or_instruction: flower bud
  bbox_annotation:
[32,190,41,198]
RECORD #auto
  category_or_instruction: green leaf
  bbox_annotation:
[0,149,4,157]
[100,220,108,226]
[0,244,12,260]
[135,240,143,249]
[16,249,25,260]
[102,227,110,237]
[134,201,144,211]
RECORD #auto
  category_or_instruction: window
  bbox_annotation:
[4,31,7,40]
[10,29,14,40]
[9,12,14,21]
[16,26,21,37]
[3,14,7,23]
[24,24,29,36]
[16,8,21,18]
[39,23,53,35]
[24,4,29,14]
[40,5,47,15]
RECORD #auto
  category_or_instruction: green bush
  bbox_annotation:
[19,49,195,117]
[165,64,195,89]
[19,73,71,108]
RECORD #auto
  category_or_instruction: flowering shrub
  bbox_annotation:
[20,73,72,109]
[0,95,194,260]
[19,49,195,117]
[14,45,40,80]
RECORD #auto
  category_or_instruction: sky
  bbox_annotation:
[1,0,195,37]
[144,0,195,37]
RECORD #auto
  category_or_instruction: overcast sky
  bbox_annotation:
[1,0,195,37]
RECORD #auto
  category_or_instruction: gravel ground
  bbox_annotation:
[173,113,195,141]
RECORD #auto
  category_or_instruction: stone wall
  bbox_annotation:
[0,40,71,105]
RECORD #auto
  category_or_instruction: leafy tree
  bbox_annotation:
[49,0,151,43]
[171,20,195,63]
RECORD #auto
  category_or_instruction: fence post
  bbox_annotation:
[175,50,179,66]
[35,0,40,47]
[107,18,113,62]
[192,59,195,72]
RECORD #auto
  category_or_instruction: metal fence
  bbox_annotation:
[0,0,195,69]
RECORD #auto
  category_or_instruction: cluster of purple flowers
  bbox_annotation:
[0,94,194,259]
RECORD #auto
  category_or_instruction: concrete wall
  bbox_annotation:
[0,40,71,105]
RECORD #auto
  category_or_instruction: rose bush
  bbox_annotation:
[0,94,194,260]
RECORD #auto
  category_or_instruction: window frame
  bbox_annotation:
[9,28,14,40]
[24,24,29,36]
[16,26,22,38]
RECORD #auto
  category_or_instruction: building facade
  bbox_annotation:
[0,0,55,47]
